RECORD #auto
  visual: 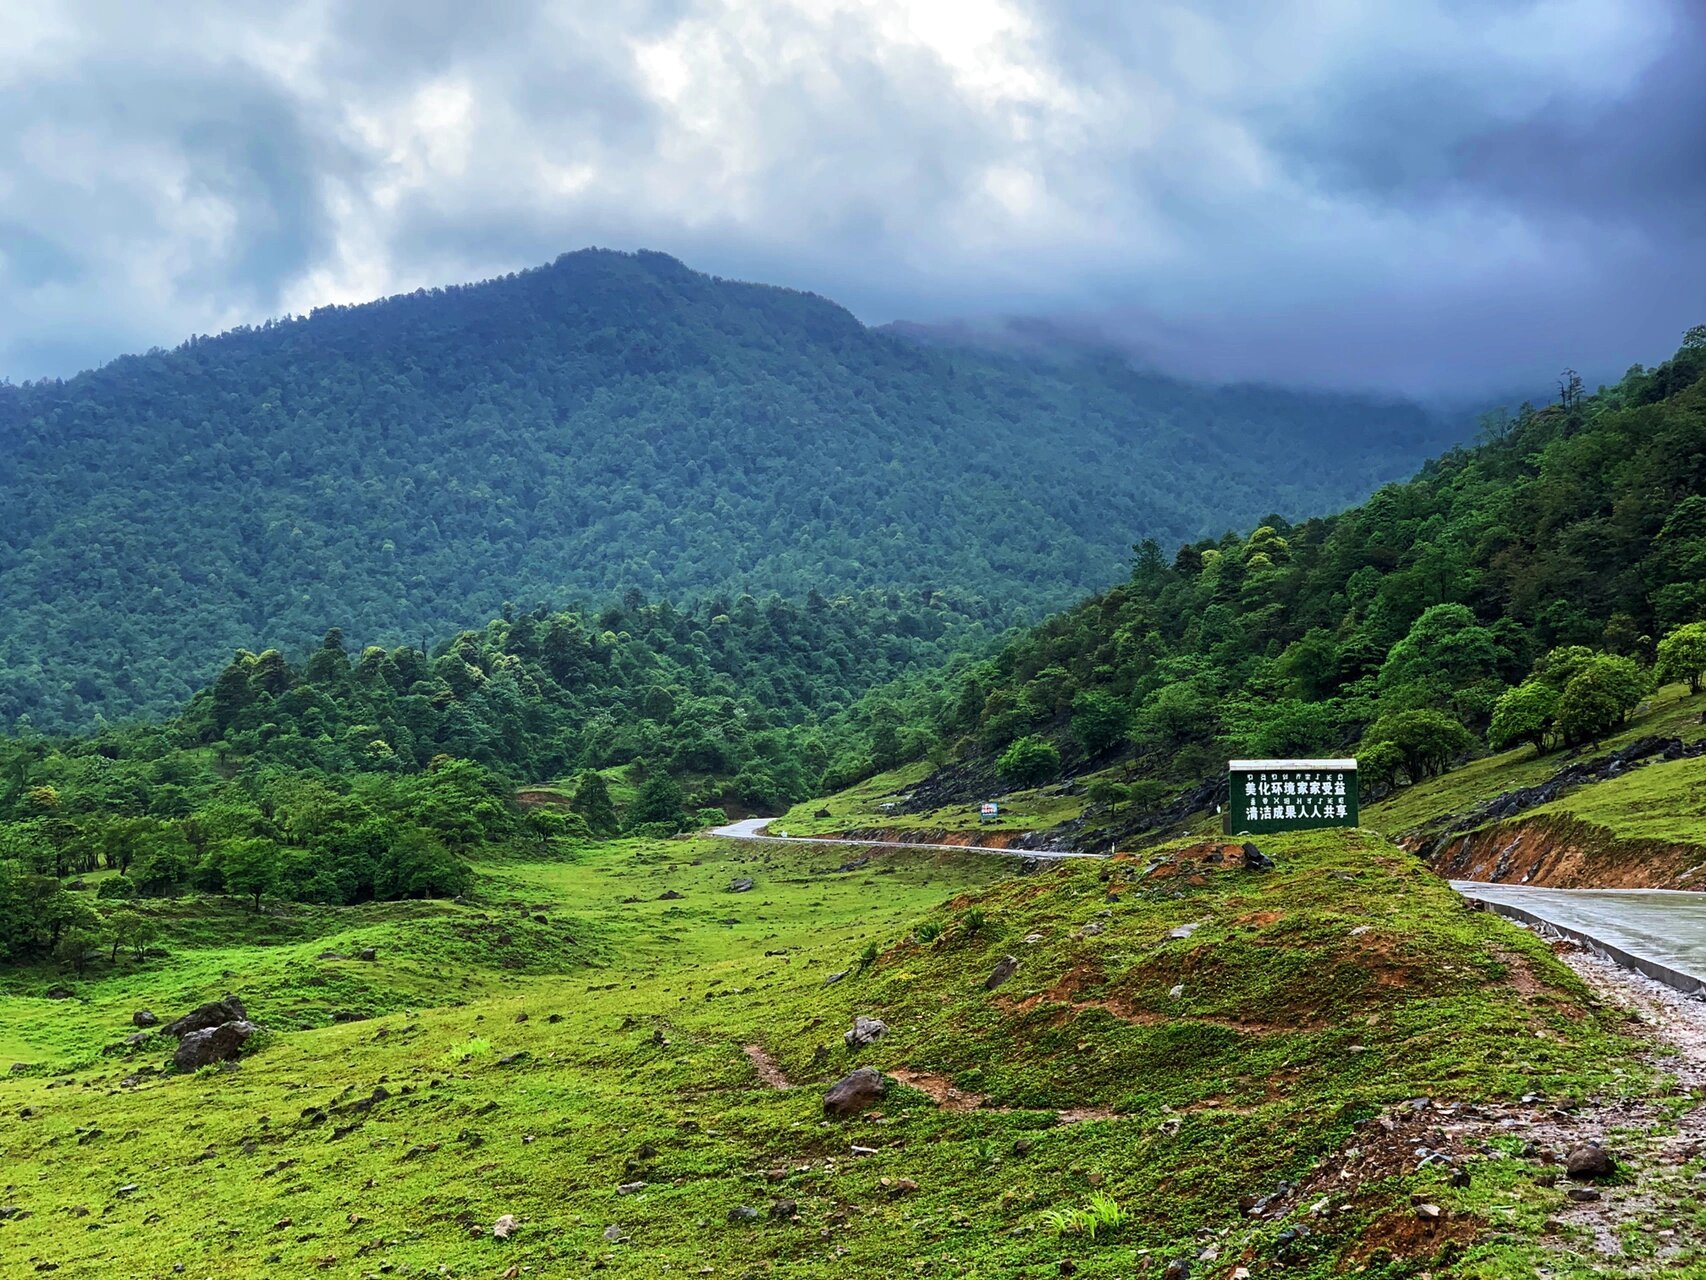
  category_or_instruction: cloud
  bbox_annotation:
[1,0,1700,394]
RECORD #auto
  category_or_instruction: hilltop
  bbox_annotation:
[0,248,1452,731]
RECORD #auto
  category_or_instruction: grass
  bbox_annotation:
[0,825,1670,1278]
[771,760,1091,838]
[1368,681,1706,836]
[1528,754,1706,846]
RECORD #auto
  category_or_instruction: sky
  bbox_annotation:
[2,0,1702,396]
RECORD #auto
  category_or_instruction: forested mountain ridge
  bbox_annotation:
[831,329,1706,816]
[0,248,1452,731]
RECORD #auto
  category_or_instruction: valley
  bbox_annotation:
[9,821,1700,1279]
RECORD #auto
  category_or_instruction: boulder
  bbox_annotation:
[132,1010,159,1028]
[356,947,378,962]
[1565,1144,1616,1180]
[162,995,247,1038]
[843,1016,888,1049]
[727,1205,760,1223]
[172,1020,256,1071]
[727,878,755,893]
[984,955,1020,991]
[769,1198,798,1221]
[823,1067,887,1119]
[659,889,685,901]
[44,985,74,1000]
[1241,842,1274,871]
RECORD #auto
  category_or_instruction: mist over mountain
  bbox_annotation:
[0,248,1458,731]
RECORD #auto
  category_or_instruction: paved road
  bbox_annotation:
[1453,880,1706,995]
[710,817,1098,861]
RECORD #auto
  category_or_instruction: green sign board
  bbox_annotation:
[1225,758,1358,834]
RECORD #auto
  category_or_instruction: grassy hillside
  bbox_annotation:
[1370,680,1706,887]
[4,825,1688,1279]
[0,248,1452,732]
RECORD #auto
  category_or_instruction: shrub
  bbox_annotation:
[996,735,1061,787]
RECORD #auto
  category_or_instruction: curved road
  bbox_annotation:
[710,817,1098,861]
[1453,880,1706,996]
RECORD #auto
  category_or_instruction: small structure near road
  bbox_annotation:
[1226,758,1358,834]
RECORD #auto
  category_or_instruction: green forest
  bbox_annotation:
[0,588,1001,962]
[828,329,1706,805]
[0,248,1452,731]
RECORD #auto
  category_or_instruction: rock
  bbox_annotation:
[161,995,248,1039]
[727,1205,759,1223]
[1168,983,1184,998]
[315,950,345,960]
[844,1016,888,1049]
[44,985,74,1000]
[513,1012,528,1023]
[884,1177,919,1196]
[984,955,1020,991]
[768,1198,797,1220]
[1241,842,1274,871]
[1566,1144,1616,1180]
[824,971,848,985]
[726,877,755,893]
[1567,1187,1602,1203]
[1414,1203,1442,1221]
[814,808,832,819]
[1080,921,1104,936]
[616,1181,646,1195]
[1162,1261,1190,1280]
[659,889,685,900]
[0,1206,24,1221]
[823,1067,887,1119]
[1012,1139,1034,1156]
[836,857,870,872]
[172,1021,257,1071]
[131,1010,158,1028]
[1168,923,1201,940]
[356,947,378,961]
[602,1224,627,1243]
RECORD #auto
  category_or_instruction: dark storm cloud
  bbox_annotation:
[1,0,1701,395]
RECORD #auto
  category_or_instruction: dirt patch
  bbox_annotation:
[742,1043,791,1089]
[888,1065,1116,1124]
[515,789,572,809]
[1340,1204,1480,1268]
[889,1067,988,1111]
[1420,814,1706,890]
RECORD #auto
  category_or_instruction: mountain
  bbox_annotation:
[0,248,1454,731]
[818,329,1706,836]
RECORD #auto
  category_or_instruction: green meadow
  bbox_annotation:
[2,826,1681,1279]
